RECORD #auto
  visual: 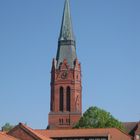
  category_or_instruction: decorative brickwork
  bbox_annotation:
[48,0,82,129]
[48,59,82,129]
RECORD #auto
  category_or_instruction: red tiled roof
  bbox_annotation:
[35,128,108,137]
[8,123,132,140]
[22,123,52,140]
[35,128,132,140]
[8,123,52,140]
[0,132,19,140]
[123,122,138,134]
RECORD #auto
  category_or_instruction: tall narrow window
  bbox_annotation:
[50,93,54,111]
[59,87,64,111]
[66,86,71,111]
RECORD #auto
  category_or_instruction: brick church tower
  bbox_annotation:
[48,0,82,129]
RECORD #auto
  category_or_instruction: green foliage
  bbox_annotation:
[1,123,14,132]
[74,106,124,131]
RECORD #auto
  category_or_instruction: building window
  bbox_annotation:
[50,92,54,111]
[59,87,64,111]
[66,86,71,111]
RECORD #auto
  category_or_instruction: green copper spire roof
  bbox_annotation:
[59,0,75,41]
[56,0,77,69]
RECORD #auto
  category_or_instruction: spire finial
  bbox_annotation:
[59,0,75,41]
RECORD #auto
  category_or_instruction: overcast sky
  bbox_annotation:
[0,0,140,129]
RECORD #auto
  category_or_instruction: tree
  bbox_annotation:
[1,123,14,131]
[74,106,124,131]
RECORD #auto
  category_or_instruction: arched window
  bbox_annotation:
[50,93,53,111]
[66,86,71,111]
[59,87,64,111]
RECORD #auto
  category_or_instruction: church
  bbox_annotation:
[1,0,139,140]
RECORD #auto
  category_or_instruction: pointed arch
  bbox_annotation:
[59,87,64,111]
[66,86,71,111]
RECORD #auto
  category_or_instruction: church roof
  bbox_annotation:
[59,0,75,41]
[56,0,77,69]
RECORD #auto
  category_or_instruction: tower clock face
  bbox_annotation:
[61,71,68,79]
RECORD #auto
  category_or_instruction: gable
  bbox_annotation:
[8,126,38,140]
[8,123,51,140]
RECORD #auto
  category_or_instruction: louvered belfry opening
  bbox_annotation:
[66,86,71,111]
[59,87,64,112]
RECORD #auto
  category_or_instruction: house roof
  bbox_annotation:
[8,123,132,140]
[0,132,19,140]
[123,122,138,136]
[35,128,109,138]
[8,123,52,140]
[35,128,132,140]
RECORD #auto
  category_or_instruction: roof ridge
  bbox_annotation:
[111,128,132,139]
[36,127,121,131]
[35,128,132,139]
[123,121,138,124]
[19,123,51,140]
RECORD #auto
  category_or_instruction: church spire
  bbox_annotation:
[56,0,77,69]
[59,0,75,41]
[49,0,82,129]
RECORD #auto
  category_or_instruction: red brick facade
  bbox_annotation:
[48,0,82,129]
[48,59,82,129]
